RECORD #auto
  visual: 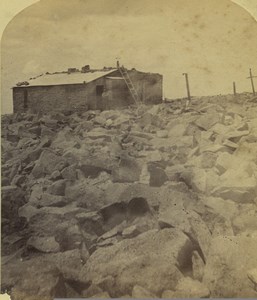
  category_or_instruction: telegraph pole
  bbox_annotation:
[247,68,256,96]
[115,57,121,69]
[233,82,237,96]
[182,73,191,102]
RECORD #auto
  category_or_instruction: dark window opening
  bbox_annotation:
[24,90,28,109]
[96,85,104,96]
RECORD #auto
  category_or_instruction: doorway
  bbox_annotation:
[96,85,105,110]
[96,85,104,96]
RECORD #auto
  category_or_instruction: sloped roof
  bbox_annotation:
[106,76,124,80]
[15,69,118,88]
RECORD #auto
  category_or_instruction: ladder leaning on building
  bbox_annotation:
[118,65,141,106]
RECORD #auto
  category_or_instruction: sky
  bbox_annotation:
[1,0,257,114]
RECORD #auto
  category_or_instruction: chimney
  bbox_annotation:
[68,68,79,74]
[82,65,90,73]
[116,60,120,69]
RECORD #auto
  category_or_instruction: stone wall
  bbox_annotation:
[12,70,163,113]
[129,70,163,104]
[106,78,133,109]
[13,78,106,113]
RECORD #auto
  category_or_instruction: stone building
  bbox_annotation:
[12,65,163,113]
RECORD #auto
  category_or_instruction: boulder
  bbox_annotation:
[94,116,107,126]
[222,139,239,149]
[200,151,218,169]
[158,209,211,261]
[40,193,67,207]
[203,236,257,297]
[65,180,105,210]
[31,149,67,178]
[231,206,257,235]
[168,277,210,298]
[91,292,111,298]
[195,113,220,130]
[61,165,78,180]
[80,229,193,297]
[190,168,207,193]
[248,268,257,291]
[122,225,140,239]
[99,197,152,232]
[235,141,257,162]
[76,211,104,237]
[168,123,186,137]
[200,143,229,154]
[148,163,168,187]
[82,285,104,298]
[103,183,160,209]
[151,136,195,150]
[2,176,10,186]
[86,128,112,142]
[79,164,111,179]
[11,175,26,187]
[112,156,141,183]
[192,250,205,281]
[60,224,83,250]
[132,285,157,298]
[41,125,56,139]
[74,120,94,135]
[139,112,164,129]
[212,216,234,237]
[1,185,26,225]
[18,204,39,221]
[215,152,252,176]
[97,223,125,243]
[210,123,232,135]
[27,205,83,238]
[49,170,62,181]
[161,289,176,298]
[10,259,66,300]
[211,170,257,203]
[27,236,60,253]
[225,130,250,143]
[199,196,239,220]
[17,137,39,149]
[156,130,168,138]
[139,164,151,184]
[47,180,67,196]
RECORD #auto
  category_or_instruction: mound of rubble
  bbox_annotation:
[1,93,257,299]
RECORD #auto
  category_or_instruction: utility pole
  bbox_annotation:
[247,68,256,96]
[182,73,191,101]
[115,57,121,69]
[233,81,237,96]
[182,73,191,110]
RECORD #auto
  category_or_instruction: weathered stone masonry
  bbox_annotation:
[13,68,163,113]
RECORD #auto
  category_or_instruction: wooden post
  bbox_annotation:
[182,73,191,102]
[233,81,237,96]
[248,68,256,96]
[115,57,121,69]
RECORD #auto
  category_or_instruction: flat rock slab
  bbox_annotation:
[80,228,193,297]
[203,236,257,297]
[27,236,60,253]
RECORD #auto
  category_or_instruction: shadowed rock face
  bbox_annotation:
[99,197,151,232]
[2,93,257,298]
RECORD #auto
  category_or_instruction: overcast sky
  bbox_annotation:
[1,0,257,114]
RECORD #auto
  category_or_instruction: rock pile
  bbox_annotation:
[1,92,257,299]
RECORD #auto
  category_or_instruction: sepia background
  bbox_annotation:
[1,1,257,299]
[1,0,257,114]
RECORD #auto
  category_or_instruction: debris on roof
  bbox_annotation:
[15,67,118,87]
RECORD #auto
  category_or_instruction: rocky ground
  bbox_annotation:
[1,93,257,299]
